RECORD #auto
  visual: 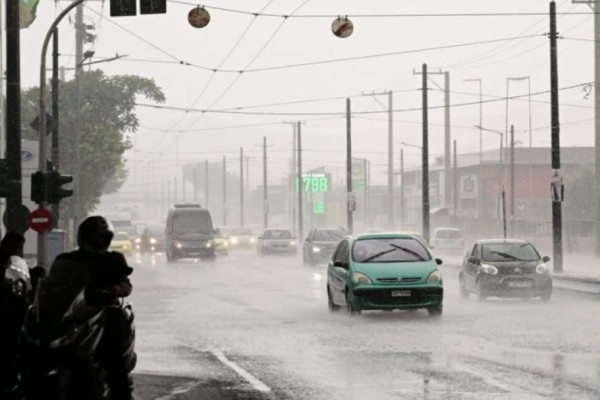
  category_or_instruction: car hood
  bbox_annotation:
[353,261,437,281]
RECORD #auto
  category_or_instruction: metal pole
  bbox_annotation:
[292,124,297,234]
[263,136,268,229]
[363,158,368,228]
[193,166,197,203]
[346,99,353,233]
[51,28,60,228]
[502,186,507,239]
[400,150,405,229]
[444,72,451,209]
[205,160,209,207]
[297,123,303,239]
[422,64,430,243]
[73,0,84,229]
[240,147,244,227]
[223,155,227,226]
[510,125,515,237]
[595,0,600,257]
[549,1,563,272]
[453,140,458,223]
[527,78,533,224]
[387,90,394,229]
[182,169,186,202]
[505,78,510,150]
[5,0,23,234]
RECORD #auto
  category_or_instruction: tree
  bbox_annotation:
[21,70,165,225]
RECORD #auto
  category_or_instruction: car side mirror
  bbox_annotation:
[435,258,443,266]
[542,256,551,263]
[467,256,480,265]
[333,260,348,269]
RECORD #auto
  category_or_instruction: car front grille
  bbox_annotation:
[376,277,421,284]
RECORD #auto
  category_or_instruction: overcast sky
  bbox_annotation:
[13,0,597,189]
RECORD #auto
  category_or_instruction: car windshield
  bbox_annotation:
[352,238,431,263]
[436,229,462,239]
[263,230,292,239]
[481,243,540,262]
[314,230,345,241]
[172,212,213,234]
[233,228,253,236]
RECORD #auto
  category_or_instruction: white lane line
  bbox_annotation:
[211,349,272,394]
[155,381,199,400]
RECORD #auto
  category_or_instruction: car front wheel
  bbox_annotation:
[541,290,552,302]
[328,287,340,312]
[428,304,443,317]
[459,273,469,299]
[345,290,361,316]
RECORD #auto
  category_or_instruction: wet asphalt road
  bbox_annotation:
[128,250,600,400]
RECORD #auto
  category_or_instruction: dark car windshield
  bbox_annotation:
[352,238,431,263]
[481,243,540,262]
[314,230,345,242]
[263,230,292,239]
[436,229,462,239]
[172,211,213,234]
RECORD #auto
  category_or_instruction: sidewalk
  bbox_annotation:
[548,253,600,295]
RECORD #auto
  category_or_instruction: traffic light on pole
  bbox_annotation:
[47,171,73,204]
[31,171,47,204]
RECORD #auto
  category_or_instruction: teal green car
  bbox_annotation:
[326,233,444,317]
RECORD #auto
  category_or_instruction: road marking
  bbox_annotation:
[155,381,200,400]
[211,349,272,393]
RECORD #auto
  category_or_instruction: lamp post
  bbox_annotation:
[463,78,483,221]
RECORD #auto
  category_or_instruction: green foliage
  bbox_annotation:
[21,70,165,223]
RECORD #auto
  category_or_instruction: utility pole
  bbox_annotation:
[502,186,507,239]
[292,124,297,233]
[421,64,431,243]
[222,155,227,226]
[595,0,600,257]
[510,125,516,237]
[205,160,209,208]
[240,147,244,227]
[51,28,60,228]
[263,136,268,229]
[363,158,368,228]
[387,91,394,229]
[193,166,198,203]
[453,140,458,223]
[549,1,563,272]
[297,122,303,239]
[346,98,354,233]
[414,68,451,209]
[73,0,84,228]
[400,149,405,229]
[5,0,23,233]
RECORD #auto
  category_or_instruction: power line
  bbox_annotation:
[135,82,591,117]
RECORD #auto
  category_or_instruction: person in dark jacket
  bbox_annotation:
[0,232,27,399]
[22,216,136,400]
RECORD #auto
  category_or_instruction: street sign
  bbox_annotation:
[3,204,31,235]
[551,173,564,203]
[28,208,53,233]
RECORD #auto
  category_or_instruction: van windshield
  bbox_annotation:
[172,212,213,234]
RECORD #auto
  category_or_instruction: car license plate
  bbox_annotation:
[508,281,532,288]
[391,290,411,297]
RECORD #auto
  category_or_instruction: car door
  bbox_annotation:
[465,244,480,290]
[328,239,349,304]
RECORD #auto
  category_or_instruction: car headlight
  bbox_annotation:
[150,238,157,244]
[536,263,549,274]
[250,237,256,243]
[206,240,215,248]
[427,270,442,284]
[231,237,239,245]
[290,241,296,246]
[480,263,498,275]
[223,241,229,248]
[174,241,182,249]
[134,238,141,244]
[352,272,373,285]
[312,246,321,253]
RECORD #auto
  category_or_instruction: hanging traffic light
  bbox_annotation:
[110,0,136,17]
[47,171,73,204]
[31,171,47,204]
[140,0,166,14]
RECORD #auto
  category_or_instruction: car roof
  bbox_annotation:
[435,227,461,231]
[474,238,531,245]
[353,232,421,241]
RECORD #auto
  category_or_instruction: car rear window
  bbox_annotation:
[352,238,431,263]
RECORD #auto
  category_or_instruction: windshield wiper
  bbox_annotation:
[389,243,425,261]
[490,251,523,261]
[361,248,398,263]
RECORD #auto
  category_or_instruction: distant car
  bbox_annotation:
[303,228,346,265]
[258,229,297,255]
[228,228,256,248]
[459,239,552,301]
[165,204,216,261]
[431,228,464,255]
[327,233,444,316]
[214,229,229,255]
[135,224,165,253]
[110,232,133,254]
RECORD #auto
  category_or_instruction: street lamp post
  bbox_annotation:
[463,78,483,222]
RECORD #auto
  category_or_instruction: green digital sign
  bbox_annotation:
[296,173,330,193]
[313,200,325,214]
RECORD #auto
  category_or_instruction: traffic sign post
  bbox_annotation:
[28,208,53,233]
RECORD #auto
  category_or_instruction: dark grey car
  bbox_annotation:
[302,228,346,265]
[459,239,552,301]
